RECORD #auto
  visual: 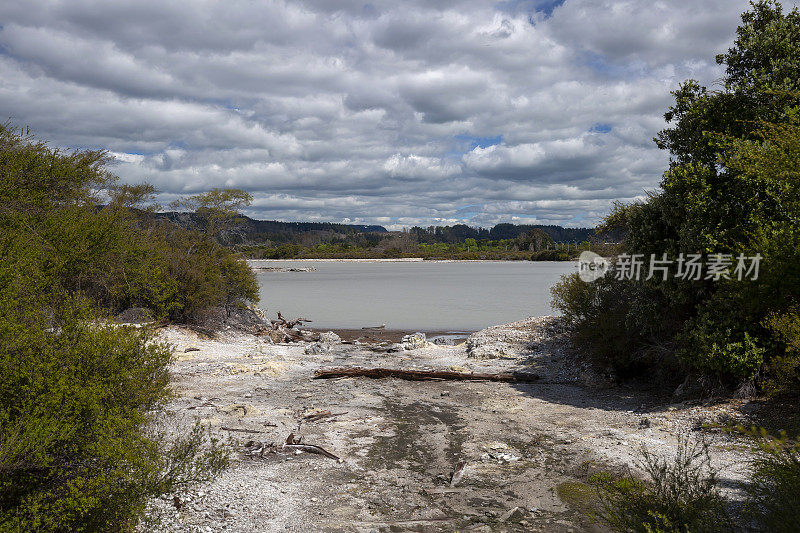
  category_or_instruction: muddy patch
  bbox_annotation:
[366,398,467,473]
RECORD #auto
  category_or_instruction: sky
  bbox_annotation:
[1,0,792,229]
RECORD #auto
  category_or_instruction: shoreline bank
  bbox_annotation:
[143,315,757,532]
[248,258,578,264]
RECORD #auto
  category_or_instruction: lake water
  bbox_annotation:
[251,260,576,332]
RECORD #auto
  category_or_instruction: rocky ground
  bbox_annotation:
[142,316,760,532]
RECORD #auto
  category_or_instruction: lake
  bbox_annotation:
[251,259,576,332]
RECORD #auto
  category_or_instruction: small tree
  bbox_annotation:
[107,183,160,211]
[170,188,253,238]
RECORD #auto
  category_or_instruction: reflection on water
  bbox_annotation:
[252,260,577,331]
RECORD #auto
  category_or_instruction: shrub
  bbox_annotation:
[746,430,800,531]
[551,272,681,380]
[0,296,229,531]
[551,3,800,390]
[589,437,730,533]
[0,123,259,323]
[0,124,238,529]
[155,224,258,321]
[762,309,800,396]
[678,308,766,382]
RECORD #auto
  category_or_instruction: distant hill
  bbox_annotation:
[152,211,601,246]
[154,212,387,244]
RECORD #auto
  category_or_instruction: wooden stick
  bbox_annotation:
[302,410,348,422]
[221,426,262,434]
[282,443,340,460]
[313,367,539,383]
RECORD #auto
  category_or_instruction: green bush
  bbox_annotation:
[0,123,259,323]
[678,308,766,382]
[589,437,730,533]
[551,271,682,380]
[0,295,229,531]
[553,2,800,390]
[763,309,800,395]
[746,430,800,531]
[0,124,239,529]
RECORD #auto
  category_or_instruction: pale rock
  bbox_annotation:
[256,361,287,376]
[304,331,342,354]
[500,506,527,522]
[399,332,427,350]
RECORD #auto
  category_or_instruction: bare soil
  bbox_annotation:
[144,316,758,532]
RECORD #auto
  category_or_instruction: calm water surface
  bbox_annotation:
[252,260,576,331]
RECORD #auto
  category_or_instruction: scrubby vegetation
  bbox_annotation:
[588,438,730,533]
[551,0,800,395]
[569,431,800,533]
[745,430,800,531]
[551,2,800,529]
[0,125,257,530]
[0,301,229,531]
[0,125,258,322]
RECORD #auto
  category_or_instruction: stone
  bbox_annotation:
[399,332,427,350]
[193,304,272,334]
[432,336,455,346]
[304,343,329,355]
[305,331,342,354]
[500,506,527,523]
[256,361,287,376]
[319,331,341,344]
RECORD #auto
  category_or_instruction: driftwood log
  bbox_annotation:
[313,367,540,383]
[275,311,312,329]
[265,311,314,343]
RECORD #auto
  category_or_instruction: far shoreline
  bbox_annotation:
[248,257,579,263]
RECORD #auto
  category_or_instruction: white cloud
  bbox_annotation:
[1,0,792,227]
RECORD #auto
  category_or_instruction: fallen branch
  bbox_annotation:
[302,410,348,422]
[221,426,262,434]
[275,311,312,329]
[282,433,340,460]
[313,367,540,383]
[282,443,340,461]
[264,312,314,343]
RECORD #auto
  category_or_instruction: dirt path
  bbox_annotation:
[147,317,754,532]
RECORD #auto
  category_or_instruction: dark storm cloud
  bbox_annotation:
[1,0,787,228]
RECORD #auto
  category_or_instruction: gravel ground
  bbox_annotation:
[141,316,758,532]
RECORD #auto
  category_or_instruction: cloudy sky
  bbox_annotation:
[1,0,791,229]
